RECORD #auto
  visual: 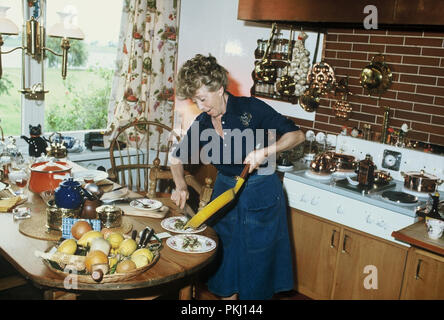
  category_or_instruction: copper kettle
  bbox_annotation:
[254,23,277,83]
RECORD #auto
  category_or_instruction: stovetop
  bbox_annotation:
[285,169,428,218]
[335,178,396,195]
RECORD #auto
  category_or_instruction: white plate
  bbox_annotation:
[166,234,216,254]
[277,165,294,172]
[129,198,163,211]
[72,170,108,183]
[161,216,207,234]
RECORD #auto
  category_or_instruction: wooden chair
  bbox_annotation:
[108,120,213,211]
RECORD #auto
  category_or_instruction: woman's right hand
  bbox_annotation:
[171,188,189,209]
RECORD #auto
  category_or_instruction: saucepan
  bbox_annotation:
[401,170,443,193]
[28,160,72,193]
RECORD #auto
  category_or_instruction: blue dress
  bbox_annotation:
[173,92,299,299]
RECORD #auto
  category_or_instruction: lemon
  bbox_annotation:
[57,239,77,255]
[131,255,149,268]
[77,230,103,247]
[118,238,137,256]
[106,232,124,249]
[131,248,154,263]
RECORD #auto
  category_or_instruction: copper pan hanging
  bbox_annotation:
[254,23,278,83]
[300,31,321,112]
[276,27,296,96]
[360,54,392,96]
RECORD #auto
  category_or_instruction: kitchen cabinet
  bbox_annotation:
[400,248,444,300]
[289,208,409,299]
[238,0,444,26]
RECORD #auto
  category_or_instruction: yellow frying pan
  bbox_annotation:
[184,164,250,229]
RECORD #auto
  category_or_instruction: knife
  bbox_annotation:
[182,203,195,219]
[138,228,149,248]
[142,228,155,248]
[131,229,138,241]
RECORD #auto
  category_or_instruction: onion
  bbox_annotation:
[90,238,111,256]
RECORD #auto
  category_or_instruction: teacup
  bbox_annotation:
[426,218,444,240]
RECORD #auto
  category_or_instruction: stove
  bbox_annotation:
[283,136,444,246]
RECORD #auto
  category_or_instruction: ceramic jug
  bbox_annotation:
[54,178,83,209]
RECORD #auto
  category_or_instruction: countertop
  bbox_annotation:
[392,220,444,256]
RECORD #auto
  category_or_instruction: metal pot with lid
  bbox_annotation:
[310,151,337,174]
[28,160,72,193]
[401,170,443,193]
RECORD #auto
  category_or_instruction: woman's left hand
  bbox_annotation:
[244,148,268,173]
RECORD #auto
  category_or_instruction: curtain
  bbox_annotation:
[104,0,179,149]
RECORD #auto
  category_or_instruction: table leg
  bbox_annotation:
[43,290,77,300]
[178,284,193,300]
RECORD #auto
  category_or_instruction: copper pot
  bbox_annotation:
[401,170,443,193]
[310,151,336,174]
[28,160,72,193]
[374,170,392,185]
[331,153,356,171]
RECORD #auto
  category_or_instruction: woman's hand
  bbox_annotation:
[171,188,189,209]
[244,148,268,173]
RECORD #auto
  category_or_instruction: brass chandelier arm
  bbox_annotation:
[42,46,63,57]
[0,46,25,55]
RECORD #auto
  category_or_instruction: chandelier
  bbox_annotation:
[0,0,84,100]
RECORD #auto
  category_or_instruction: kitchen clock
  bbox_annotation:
[381,149,402,171]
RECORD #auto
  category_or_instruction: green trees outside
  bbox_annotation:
[45,67,112,132]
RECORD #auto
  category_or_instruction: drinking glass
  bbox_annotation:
[10,169,29,195]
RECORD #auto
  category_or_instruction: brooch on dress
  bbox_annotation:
[240,112,252,127]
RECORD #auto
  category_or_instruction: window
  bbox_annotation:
[0,0,123,138]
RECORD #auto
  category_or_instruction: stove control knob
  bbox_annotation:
[366,214,375,224]
[311,196,320,206]
[336,205,344,215]
[300,194,309,203]
[376,219,387,230]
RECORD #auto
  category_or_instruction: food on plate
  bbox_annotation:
[182,236,201,250]
[131,255,149,268]
[116,259,137,273]
[90,238,111,256]
[106,232,124,249]
[174,218,187,230]
[78,230,103,247]
[71,220,93,240]
[85,250,109,273]
[118,238,137,256]
[57,238,77,255]
[131,248,154,263]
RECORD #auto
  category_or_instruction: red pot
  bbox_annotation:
[28,161,72,193]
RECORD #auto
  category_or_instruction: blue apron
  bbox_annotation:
[206,172,294,300]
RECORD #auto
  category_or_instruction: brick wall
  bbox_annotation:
[292,28,444,147]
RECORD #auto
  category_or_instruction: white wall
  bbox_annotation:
[175,0,323,126]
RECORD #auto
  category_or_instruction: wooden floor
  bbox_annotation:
[194,282,311,300]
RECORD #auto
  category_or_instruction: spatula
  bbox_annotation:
[183,164,251,229]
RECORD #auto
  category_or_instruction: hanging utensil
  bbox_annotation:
[276,27,296,96]
[254,23,278,83]
[360,54,392,96]
[184,164,251,229]
[300,31,321,112]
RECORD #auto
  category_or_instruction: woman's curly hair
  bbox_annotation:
[175,54,228,99]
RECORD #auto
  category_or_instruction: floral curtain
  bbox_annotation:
[104,0,179,148]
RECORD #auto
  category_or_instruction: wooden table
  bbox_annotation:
[392,219,444,256]
[0,190,218,299]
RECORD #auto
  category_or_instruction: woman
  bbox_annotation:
[170,54,305,300]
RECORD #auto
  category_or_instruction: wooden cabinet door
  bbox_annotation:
[332,229,408,300]
[401,248,444,300]
[289,209,340,300]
